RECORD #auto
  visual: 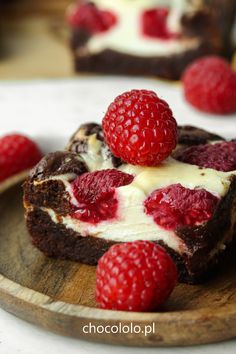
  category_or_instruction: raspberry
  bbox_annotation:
[102,90,177,166]
[144,184,218,230]
[174,141,236,172]
[142,8,179,39]
[96,241,177,311]
[0,134,42,183]
[67,2,117,33]
[71,169,134,224]
[182,56,236,114]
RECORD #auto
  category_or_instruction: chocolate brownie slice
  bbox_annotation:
[24,124,236,284]
[68,0,236,80]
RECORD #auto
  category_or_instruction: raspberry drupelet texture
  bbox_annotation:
[71,169,134,224]
[102,90,178,166]
[174,141,236,172]
[67,2,117,33]
[144,184,219,230]
[96,241,177,311]
[182,56,236,114]
[0,134,42,183]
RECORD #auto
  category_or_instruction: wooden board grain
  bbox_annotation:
[0,181,236,346]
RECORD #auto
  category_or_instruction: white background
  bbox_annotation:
[0,77,236,354]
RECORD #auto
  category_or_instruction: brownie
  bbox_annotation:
[68,0,236,80]
[25,176,236,284]
[177,125,224,146]
[24,124,236,284]
[24,151,88,215]
[72,42,219,81]
[67,122,123,167]
[29,151,88,180]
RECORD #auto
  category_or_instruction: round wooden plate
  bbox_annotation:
[0,181,236,347]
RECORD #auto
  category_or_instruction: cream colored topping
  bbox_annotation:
[41,184,184,252]
[80,134,113,171]
[82,134,235,197]
[81,0,201,57]
[121,158,234,198]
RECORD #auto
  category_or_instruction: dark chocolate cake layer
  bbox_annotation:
[72,40,219,81]
[177,125,224,146]
[26,208,194,283]
[26,208,117,266]
[24,125,236,284]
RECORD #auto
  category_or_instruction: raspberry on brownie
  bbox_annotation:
[67,0,236,80]
[71,169,134,224]
[102,89,177,166]
[24,90,236,284]
[144,184,219,231]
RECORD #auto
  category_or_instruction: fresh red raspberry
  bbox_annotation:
[142,8,179,39]
[182,56,236,114]
[67,2,117,33]
[174,141,236,172]
[0,134,42,183]
[96,241,177,311]
[102,90,177,166]
[71,169,134,224]
[144,184,218,230]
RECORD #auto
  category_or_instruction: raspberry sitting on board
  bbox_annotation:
[96,240,177,311]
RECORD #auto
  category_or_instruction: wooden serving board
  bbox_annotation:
[0,181,236,346]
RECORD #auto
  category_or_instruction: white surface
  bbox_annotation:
[0,77,236,354]
[0,77,236,144]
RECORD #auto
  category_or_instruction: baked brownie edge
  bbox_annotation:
[26,208,194,282]
[26,208,116,265]
[177,125,224,146]
[177,176,236,278]
[27,207,230,284]
[73,41,219,80]
[24,151,88,215]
